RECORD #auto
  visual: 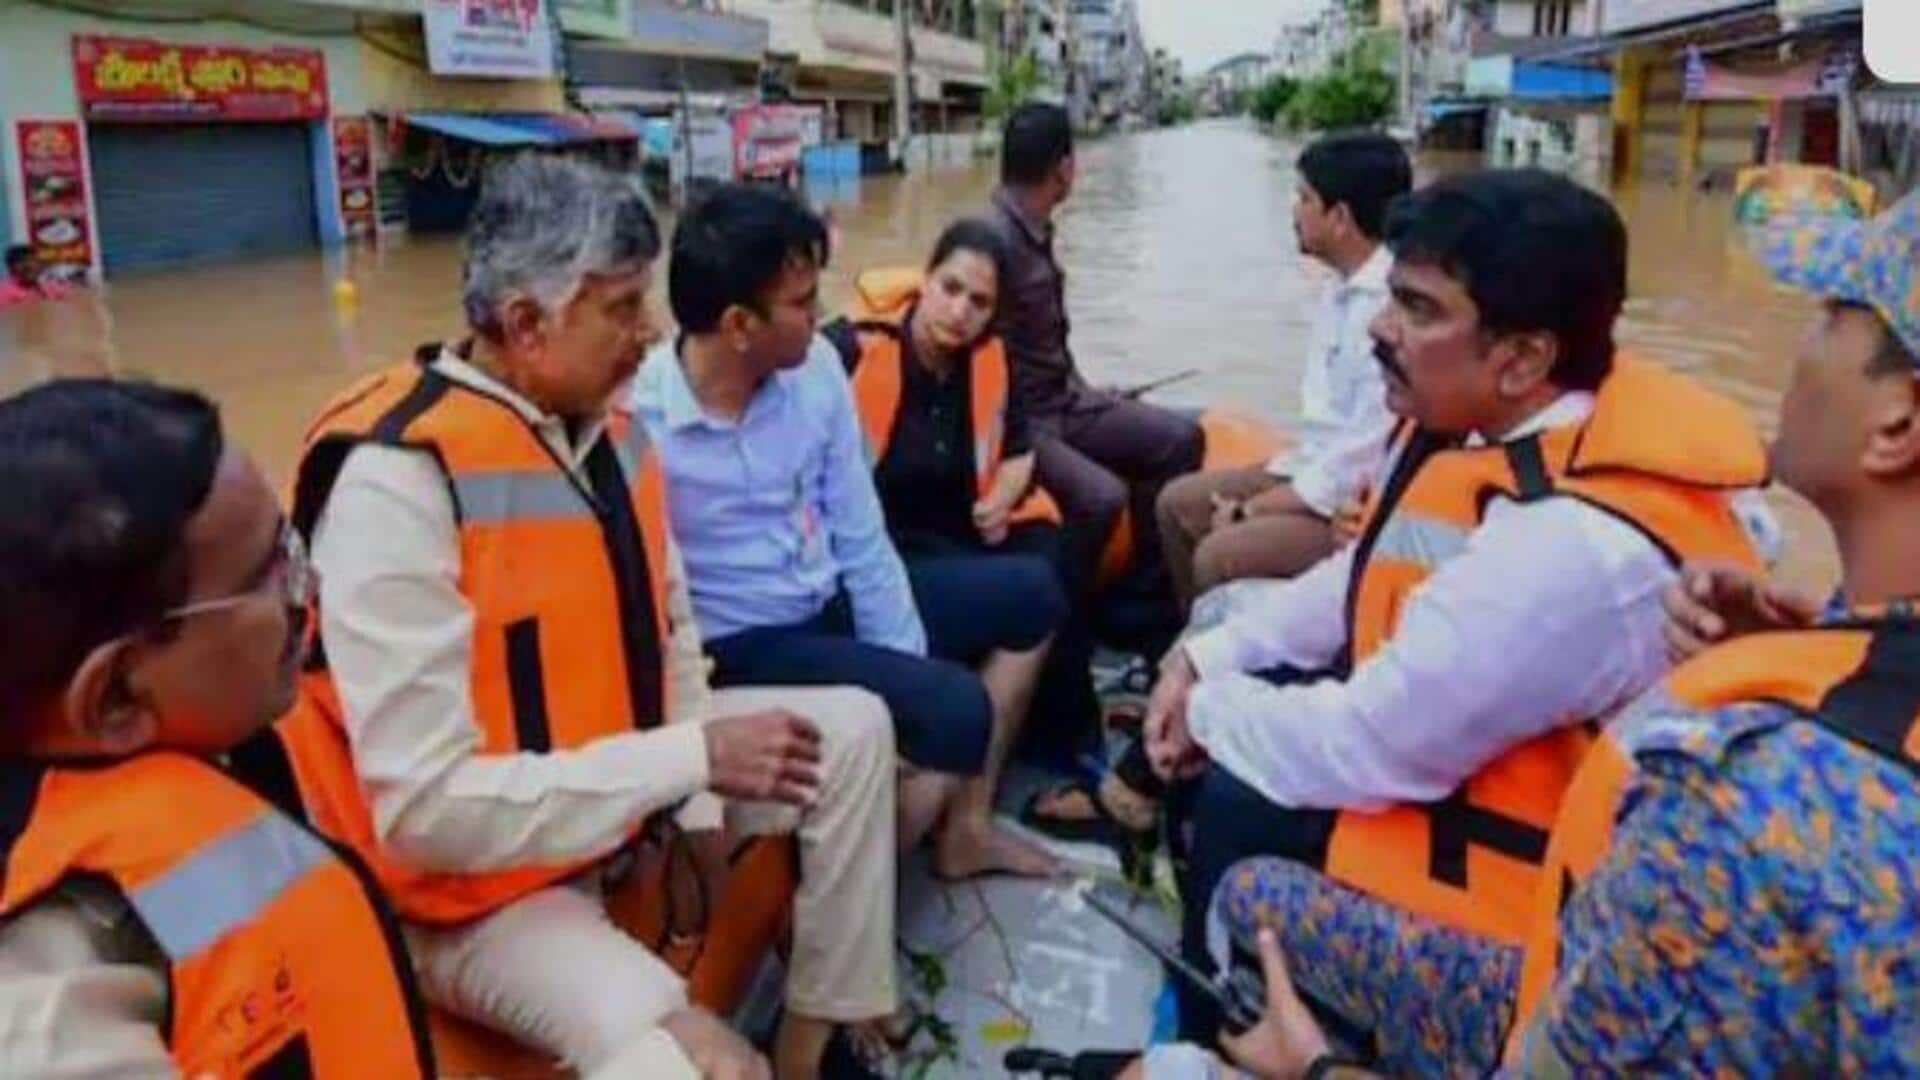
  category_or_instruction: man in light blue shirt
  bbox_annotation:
[632,332,926,654]
[632,183,991,778]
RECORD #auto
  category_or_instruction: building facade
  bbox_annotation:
[0,0,773,276]
[1067,0,1146,128]
[727,0,994,144]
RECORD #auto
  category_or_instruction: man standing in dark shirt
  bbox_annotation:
[985,103,1204,613]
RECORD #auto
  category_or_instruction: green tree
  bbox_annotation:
[1285,66,1395,130]
[985,53,1043,121]
[1249,75,1299,125]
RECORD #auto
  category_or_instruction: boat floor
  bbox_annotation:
[884,763,1178,1077]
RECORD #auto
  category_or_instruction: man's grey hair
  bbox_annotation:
[462,154,661,339]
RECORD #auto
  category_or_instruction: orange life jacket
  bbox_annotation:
[1322,357,1769,943]
[0,751,434,1078]
[1506,619,1920,1058]
[843,268,1061,527]
[275,351,676,926]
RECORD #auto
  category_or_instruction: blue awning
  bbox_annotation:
[406,112,551,147]
[404,112,640,147]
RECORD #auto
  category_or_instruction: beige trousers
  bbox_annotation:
[404,685,898,1076]
[1154,465,1337,610]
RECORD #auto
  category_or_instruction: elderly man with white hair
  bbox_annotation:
[273,155,898,1079]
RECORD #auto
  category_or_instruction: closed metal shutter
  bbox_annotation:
[90,123,318,275]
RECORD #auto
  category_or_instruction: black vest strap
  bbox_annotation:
[1422,790,1553,889]
[1813,623,1920,776]
[0,761,47,900]
[1503,436,1553,500]
[583,437,668,730]
[1338,425,1455,676]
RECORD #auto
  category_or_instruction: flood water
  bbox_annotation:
[0,117,1835,588]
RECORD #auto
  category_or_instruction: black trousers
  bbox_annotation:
[1169,762,1337,1043]
[1034,390,1204,621]
[896,522,1104,763]
[1168,666,1341,1043]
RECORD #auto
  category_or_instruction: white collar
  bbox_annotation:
[431,345,612,447]
[1464,391,1596,448]
[1341,246,1393,294]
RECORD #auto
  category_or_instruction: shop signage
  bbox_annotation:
[423,0,558,80]
[72,35,328,122]
[13,120,95,281]
[731,104,822,181]
[333,116,377,242]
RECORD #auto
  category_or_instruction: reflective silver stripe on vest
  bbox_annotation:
[975,404,1004,481]
[1369,514,1472,570]
[453,470,594,525]
[127,811,332,961]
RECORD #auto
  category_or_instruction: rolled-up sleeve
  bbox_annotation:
[810,345,928,656]
[311,444,714,873]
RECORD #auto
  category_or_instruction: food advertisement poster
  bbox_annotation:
[14,120,94,281]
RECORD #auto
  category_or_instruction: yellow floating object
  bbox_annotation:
[332,278,359,306]
[979,1017,1031,1044]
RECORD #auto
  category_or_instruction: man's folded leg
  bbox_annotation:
[714,685,900,1025]
[404,879,700,1076]
[1208,857,1520,1077]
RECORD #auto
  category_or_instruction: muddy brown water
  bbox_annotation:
[0,117,1835,590]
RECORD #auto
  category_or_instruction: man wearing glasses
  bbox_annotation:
[0,380,435,1077]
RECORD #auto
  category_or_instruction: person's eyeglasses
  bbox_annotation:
[157,524,314,625]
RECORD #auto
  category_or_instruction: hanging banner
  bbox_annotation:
[423,0,557,80]
[71,35,328,122]
[13,120,95,282]
[731,104,823,181]
[333,116,377,242]
[1683,45,1855,100]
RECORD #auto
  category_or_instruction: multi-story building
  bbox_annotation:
[1272,2,1356,79]
[725,0,996,143]
[1003,0,1073,101]
[1067,0,1146,128]
[1201,51,1276,113]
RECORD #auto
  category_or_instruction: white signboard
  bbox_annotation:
[423,0,557,80]
[1866,0,1919,83]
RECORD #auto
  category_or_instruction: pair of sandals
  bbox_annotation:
[1019,714,1167,883]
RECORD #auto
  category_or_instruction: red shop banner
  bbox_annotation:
[13,120,95,281]
[72,34,329,122]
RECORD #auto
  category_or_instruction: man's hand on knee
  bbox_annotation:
[662,1008,770,1080]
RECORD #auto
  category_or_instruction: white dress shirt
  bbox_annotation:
[1185,393,1690,811]
[1270,245,1396,517]
[310,348,725,874]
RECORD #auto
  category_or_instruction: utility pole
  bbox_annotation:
[893,1,915,170]
[1398,5,1414,130]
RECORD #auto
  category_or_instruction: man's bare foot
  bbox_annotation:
[934,816,1060,881]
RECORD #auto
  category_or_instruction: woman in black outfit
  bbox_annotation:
[831,219,1101,879]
